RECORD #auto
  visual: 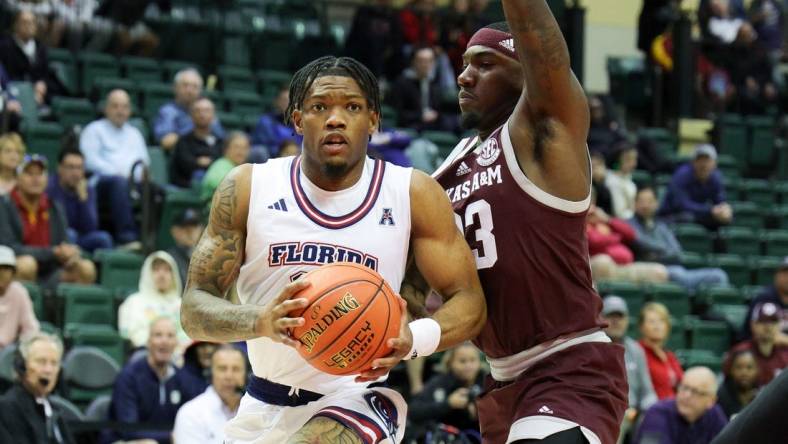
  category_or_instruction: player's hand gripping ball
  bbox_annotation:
[288,262,402,375]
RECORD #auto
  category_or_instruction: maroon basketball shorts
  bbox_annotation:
[475,342,628,444]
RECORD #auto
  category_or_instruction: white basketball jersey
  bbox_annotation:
[237,156,413,394]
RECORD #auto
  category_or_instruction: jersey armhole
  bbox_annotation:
[502,118,592,214]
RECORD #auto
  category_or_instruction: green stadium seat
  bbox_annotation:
[740,179,774,207]
[22,281,44,321]
[637,127,678,162]
[147,147,170,185]
[128,117,150,143]
[47,48,78,94]
[253,32,293,71]
[607,56,648,113]
[51,97,96,129]
[156,190,203,250]
[22,121,65,166]
[140,82,174,120]
[65,324,125,365]
[746,115,777,169]
[596,281,646,316]
[78,52,120,94]
[62,346,120,406]
[675,349,723,373]
[218,65,256,92]
[256,69,291,97]
[688,319,730,355]
[697,285,745,305]
[674,223,712,255]
[709,254,750,287]
[94,250,144,292]
[647,283,690,318]
[422,130,457,158]
[380,105,398,129]
[716,154,739,179]
[631,169,653,186]
[221,34,252,68]
[769,205,788,230]
[741,285,765,302]
[8,81,39,123]
[751,256,783,286]
[56,284,115,329]
[730,201,764,230]
[223,90,264,115]
[666,317,687,350]
[162,60,197,83]
[679,252,707,269]
[777,181,788,204]
[720,226,760,256]
[760,229,788,257]
[715,114,747,169]
[714,304,749,328]
[216,111,247,132]
[122,56,162,83]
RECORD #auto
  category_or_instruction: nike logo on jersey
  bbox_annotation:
[267,198,288,211]
[269,241,379,270]
[445,165,503,203]
[455,161,472,176]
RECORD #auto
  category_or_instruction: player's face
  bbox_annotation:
[730,352,758,389]
[457,47,522,133]
[292,75,378,181]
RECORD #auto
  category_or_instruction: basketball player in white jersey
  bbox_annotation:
[180,56,486,444]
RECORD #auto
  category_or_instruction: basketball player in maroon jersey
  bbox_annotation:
[413,1,629,443]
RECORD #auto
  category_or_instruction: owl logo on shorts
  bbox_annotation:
[364,392,399,437]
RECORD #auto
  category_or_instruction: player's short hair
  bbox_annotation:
[285,56,380,126]
[484,21,511,34]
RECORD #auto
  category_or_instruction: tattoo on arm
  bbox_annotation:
[287,417,363,444]
[182,174,260,342]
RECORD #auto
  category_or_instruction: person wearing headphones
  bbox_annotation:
[0,332,76,444]
[173,344,247,444]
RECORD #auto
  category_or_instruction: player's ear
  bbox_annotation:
[368,110,379,135]
[292,109,304,135]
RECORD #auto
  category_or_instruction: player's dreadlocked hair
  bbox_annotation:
[285,56,381,126]
[484,21,511,33]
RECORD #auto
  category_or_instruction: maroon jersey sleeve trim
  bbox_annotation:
[500,119,592,214]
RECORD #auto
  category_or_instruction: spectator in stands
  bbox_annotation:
[438,0,473,76]
[587,95,625,160]
[80,89,144,247]
[0,332,75,444]
[602,296,658,442]
[741,257,788,343]
[410,342,483,441]
[659,144,732,230]
[118,251,189,351]
[629,187,730,292]
[154,68,224,150]
[591,151,614,215]
[0,245,39,351]
[46,147,114,252]
[633,367,727,444]
[166,208,202,286]
[181,341,217,392]
[201,131,250,204]
[588,191,669,283]
[639,302,684,400]
[0,10,66,106]
[606,142,639,219]
[49,0,113,52]
[392,46,456,133]
[729,302,788,386]
[173,344,247,444]
[0,61,23,133]
[250,84,301,155]
[276,139,300,158]
[170,97,222,188]
[717,348,759,419]
[0,133,25,195]
[637,0,681,56]
[344,0,405,85]
[400,0,438,50]
[108,317,202,444]
[0,155,96,286]
[95,0,167,56]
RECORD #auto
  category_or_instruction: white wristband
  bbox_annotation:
[404,318,441,360]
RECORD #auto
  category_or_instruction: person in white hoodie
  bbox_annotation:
[118,250,189,350]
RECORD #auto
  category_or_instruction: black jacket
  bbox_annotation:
[0,384,76,444]
[169,132,222,188]
[0,37,66,99]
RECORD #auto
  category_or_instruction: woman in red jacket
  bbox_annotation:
[638,302,684,399]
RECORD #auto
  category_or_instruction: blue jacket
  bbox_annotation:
[659,163,726,219]
[108,357,203,444]
[633,399,727,444]
[250,112,302,155]
[45,175,100,236]
[153,101,225,143]
[627,215,684,264]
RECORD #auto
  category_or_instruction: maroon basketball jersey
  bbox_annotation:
[434,122,606,358]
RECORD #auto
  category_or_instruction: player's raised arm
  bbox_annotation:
[410,170,486,351]
[181,165,310,343]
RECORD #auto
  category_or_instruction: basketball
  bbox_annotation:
[288,262,402,376]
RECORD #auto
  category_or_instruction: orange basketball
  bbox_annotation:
[288,262,402,376]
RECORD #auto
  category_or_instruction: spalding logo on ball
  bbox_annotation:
[288,262,402,375]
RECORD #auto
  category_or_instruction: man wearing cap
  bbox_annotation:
[0,245,39,352]
[0,155,95,285]
[741,257,788,344]
[166,208,203,286]
[602,296,658,443]
[730,302,788,386]
[658,144,733,230]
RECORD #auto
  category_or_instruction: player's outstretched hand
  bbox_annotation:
[254,279,312,348]
[355,297,412,383]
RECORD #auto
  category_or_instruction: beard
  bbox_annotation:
[460,111,483,130]
[322,161,349,179]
